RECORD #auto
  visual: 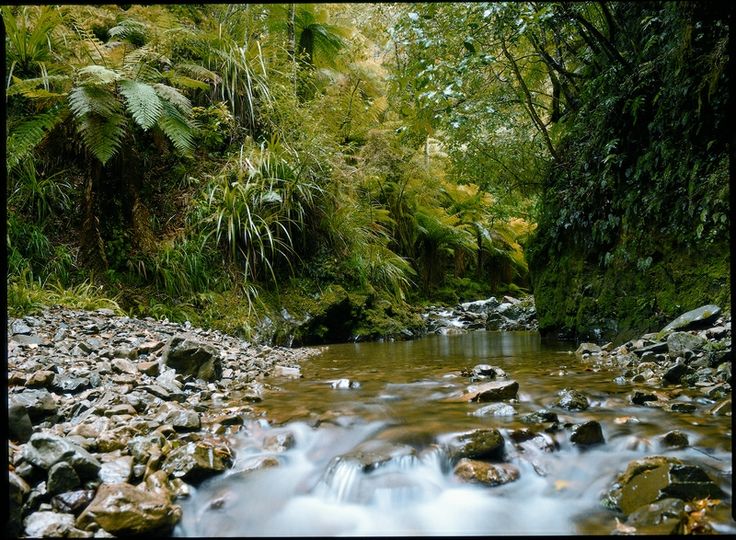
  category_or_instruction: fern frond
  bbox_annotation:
[67,14,107,64]
[152,83,192,115]
[76,112,127,165]
[163,73,210,90]
[77,65,120,85]
[107,18,147,43]
[7,74,71,98]
[6,104,68,170]
[68,84,121,117]
[175,62,220,83]
[118,79,162,130]
[157,100,194,155]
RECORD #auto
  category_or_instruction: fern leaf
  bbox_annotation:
[7,74,71,97]
[152,83,192,115]
[107,18,147,43]
[157,100,194,156]
[6,104,68,170]
[118,79,162,130]
[163,73,210,90]
[76,112,127,165]
[77,65,120,85]
[175,62,220,83]
[68,85,121,118]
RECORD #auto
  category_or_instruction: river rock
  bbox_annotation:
[8,401,34,443]
[453,458,520,486]
[520,409,559,425]
[51,489,96,515]
[47,461,81,495]
[99,456,133,484]
[569,420,604,446]
[161,334,222,382]
[450,379,519,402]
[660,430,689,448]
[661,305,721,334]
[621,497,687,534]
[161,438,234,483]
[24,510,78,537]
[10,389,58,422]
[471,402,516,417]
[666,332,708,355]
[604,456,726,515]
[22,432,101,481]
[555,388,589,411]
[575,343,601,356]
[448,429,505,462]
[471,364,506,379]
[76,482,181,536]
[9,471,31,537]
[340,440,417,472]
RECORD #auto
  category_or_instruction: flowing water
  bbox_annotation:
[175,331,734,536]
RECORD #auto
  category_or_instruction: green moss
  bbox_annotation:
[530,239,730,342]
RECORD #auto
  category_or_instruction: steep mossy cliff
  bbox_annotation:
[527,2,731,342]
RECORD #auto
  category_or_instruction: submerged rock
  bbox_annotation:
[453,459,520,486]
[569,420,605,446]
[448,379,519,402]
[604,456,726,515]
[555,388,589,411]
[448,429,505,462]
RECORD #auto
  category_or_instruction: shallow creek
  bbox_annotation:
[175,331,733,536]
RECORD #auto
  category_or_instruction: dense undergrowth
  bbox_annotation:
[5,3,729,344]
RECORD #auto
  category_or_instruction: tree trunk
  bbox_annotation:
[287,3,296,93]
[80,161,108,269]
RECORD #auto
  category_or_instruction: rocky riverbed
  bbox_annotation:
[7,307,321,537]
[6,302,732,536]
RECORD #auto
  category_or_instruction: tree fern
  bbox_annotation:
[76,111,127,165]
[6,105,68,171]
[157,100,194,155]
[152,83,192,114]
[118,79,162,130]
[77,64,120,85]
[68,84,120,117]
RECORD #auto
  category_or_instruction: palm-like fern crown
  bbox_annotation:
[6,5,207,166]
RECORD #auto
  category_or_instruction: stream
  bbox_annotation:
[174,330,734,536]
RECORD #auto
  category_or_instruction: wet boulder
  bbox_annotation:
[9,389,58,423]
[619,498,687,535]
[520,409,559,425]
[340,440,417,472]
[24,510,78,537]
[8,471,30,537]
[471,402,516,417]
[604,456,726,515]
[8,401,34,443]
[569,420,604,446]
[666,332,708,355]
[76,482,181,536]
[161,334,222,382]
[449,379,519,402]
[51,489,96,515]
[659,430,689,449]
[453,458,520,487]
[555,388,589,411]
[448,429,505,462]
[575,343,601,356]
[47,461,81,496]
[161,438,234,483]
[661,305,721,334]
[22,432,101,481]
